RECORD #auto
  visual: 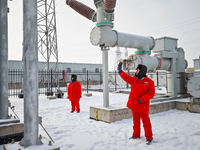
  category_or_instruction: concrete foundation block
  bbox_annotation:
[90,106,132,123]
[47,96,57,100]
[176,101,189,111]
[84,93,92,97]
[0,119,24,145]
[0,123,24,137]
[90,101,192,123]
[189,102,200,113]
[149,102,176,114]
[0,119,20,125]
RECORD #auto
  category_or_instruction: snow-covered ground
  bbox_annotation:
[6,91,200,150]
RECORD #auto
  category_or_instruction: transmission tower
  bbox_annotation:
[37,0,59,93]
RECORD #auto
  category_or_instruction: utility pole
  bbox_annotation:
[20,0,42,147]
[0,0,9,119]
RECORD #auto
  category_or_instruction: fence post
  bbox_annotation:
[157,71,159,88]
[87,70,88,93]
[115,71,117,91]
[51,69,53,96]
[100,69,102,86]
[11,70,12,94]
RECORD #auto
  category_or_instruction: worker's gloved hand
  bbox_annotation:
[118,62,123,73]
[138,99,142,103]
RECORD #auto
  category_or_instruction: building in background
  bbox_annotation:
[8,60,102,73]
[193,58,200,71]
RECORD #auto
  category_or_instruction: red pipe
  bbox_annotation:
[104,0,117,11]
[66,0,95,20]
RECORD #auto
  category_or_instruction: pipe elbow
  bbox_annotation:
[149,36,155,50]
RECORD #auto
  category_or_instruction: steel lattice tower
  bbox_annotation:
[37,0,59,92]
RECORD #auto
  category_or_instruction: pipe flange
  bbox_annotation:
[90,27,102,46]
[96,22,114,27]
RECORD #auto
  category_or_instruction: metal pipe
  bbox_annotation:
[0,0,9,119]
[102,47,109,107]
[90,27,155,51]
[22,0,41,147]
[40,124,54,143]
[116,32,155,50]
[123,54,171,72]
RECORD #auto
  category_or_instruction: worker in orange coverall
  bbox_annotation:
[118,62,155,145]
[67,74,82,113]
[62,70,66,82]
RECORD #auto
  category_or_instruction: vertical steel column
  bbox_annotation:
[171,58,177,97]
[102,48,109,107]
[162,50,178,97]
[0,0,9,119]
[22,0,41,147]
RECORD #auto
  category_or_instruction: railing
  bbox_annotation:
[8,69,166,97]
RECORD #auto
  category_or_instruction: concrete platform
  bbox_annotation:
[84,93,92,97]
[0,119,20,125]
[3,136,60,150]
[90,100,193,123]
[189,102,200,113]
[0,119,24,144]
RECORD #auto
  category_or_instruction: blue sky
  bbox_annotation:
[8,0,200,70]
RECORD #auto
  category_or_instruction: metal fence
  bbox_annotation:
[8,69,167,97]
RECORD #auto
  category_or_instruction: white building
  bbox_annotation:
[8,60,102,73]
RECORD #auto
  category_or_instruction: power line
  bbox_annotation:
[179,39,200,45]
[146,16,200,34]
[172,28,200,36]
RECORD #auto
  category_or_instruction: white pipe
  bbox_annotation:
[116,31,155,50]
[102,48,109,107]
[124,54,171,72]
[90,28,155,51]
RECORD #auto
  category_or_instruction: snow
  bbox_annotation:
[5,91,200,150]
